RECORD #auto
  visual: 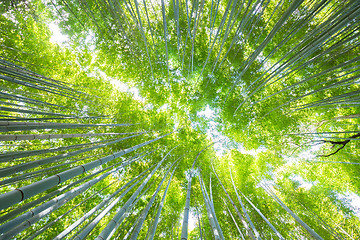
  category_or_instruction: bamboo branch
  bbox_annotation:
[318,132,360,157]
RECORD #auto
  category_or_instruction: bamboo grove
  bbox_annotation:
[0,0,359,239]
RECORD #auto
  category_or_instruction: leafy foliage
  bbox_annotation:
[0,0,360,239]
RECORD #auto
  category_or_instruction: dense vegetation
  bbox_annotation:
[0,0,359,239]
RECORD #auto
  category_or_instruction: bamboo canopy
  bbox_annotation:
[0,0,360,239]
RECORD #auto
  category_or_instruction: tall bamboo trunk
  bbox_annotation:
[53,162,154,239]
[212,162,256,240]
[180,175,192,240]
[0,131,141,141]
[0,131,174,210]
[147,161,179,240]
[230,169,261,240]
[261,183,324,240]
[94,146,176,240]
[130,159,179,239]
[0,133,143,177]
[0,152,150,236]
[199,175,223,240]
[180,143,215,240]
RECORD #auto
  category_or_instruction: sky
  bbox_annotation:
[48,22,68,45]
[197,105,266,157]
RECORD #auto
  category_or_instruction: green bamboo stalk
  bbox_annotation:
[147,160,179,240]
[240,4,360,111]
[198,174,223,240]
[53,155,155,239]
[223,198,245,240]
[0,152,147,235]
[261,183,324,240]
[0,91,68,109]
[229,169,261,239]
[0,121,134,132]
[0,132,137,141]
[0,172,118,239]
[181,142,215,240]
[212,162,255,239]
[0,138,110,162]
[240,191,284,239]
[0,154,106,186]
[198,0,234,81]
[71,164,156,240]
[130,159,179,239]
[133,0,155,80]
[0,151,146,225]
[24,180,117,240]
[195,202,204,240]
[94,146,174,240]
[0,131,174,210]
